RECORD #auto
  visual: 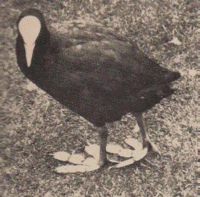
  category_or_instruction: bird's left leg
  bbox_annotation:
[133,113,160,155]
[97,125,108,166]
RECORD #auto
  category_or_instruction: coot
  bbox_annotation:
[16,8,181,166]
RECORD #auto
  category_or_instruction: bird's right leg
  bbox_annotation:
[97,125,108,166]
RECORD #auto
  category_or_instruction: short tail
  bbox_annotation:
[164,71,181,83]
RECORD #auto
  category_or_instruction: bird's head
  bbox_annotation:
[17,9,47,67]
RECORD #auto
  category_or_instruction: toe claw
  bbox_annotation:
[146,141,161,156]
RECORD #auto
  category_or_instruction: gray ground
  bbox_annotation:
[1,0,197,196]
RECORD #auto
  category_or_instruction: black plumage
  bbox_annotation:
[16,9,181,166]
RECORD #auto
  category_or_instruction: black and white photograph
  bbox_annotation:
[1,0,197,196]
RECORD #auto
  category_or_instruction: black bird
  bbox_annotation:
[16,8,181,166]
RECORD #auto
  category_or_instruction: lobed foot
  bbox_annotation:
[53,138,160,173]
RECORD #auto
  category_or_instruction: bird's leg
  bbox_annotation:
[134,113,160,155]
[97,125,108,166]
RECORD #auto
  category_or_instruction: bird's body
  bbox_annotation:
[16,9,181,166]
